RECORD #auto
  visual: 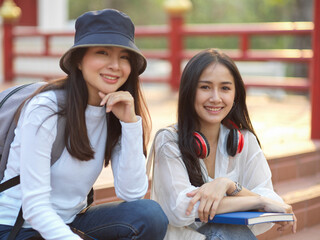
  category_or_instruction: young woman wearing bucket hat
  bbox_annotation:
[0,9,168,240]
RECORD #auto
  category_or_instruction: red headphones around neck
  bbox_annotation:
[193,121,244,158]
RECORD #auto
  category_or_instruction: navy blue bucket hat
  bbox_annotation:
[60,9,147,74]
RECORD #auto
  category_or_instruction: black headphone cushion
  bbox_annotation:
[227,128,238,157]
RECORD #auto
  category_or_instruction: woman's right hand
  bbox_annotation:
[99,91,137,123]
[185,177,234,222]
[261,196,297,233]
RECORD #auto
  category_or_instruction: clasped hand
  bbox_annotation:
[99,91,137,123]
[185,177,231,223]
[185,177,297,234]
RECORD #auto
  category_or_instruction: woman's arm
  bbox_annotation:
[186,181,296,232]
[185,177,259,221]
[100,91,148,201]
[111,117,148,201]
[186,131,296,233]
[217,195,296,233]
[20,93,81,240]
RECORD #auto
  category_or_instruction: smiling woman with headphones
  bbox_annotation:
[150,49,296,240]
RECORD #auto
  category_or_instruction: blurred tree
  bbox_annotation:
[185,0,312,23]
[68,0,313,24]
[67,0,313,77]
[68,0,166,24]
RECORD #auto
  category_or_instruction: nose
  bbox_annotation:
[107,56,120,70]
[209,88,222,103]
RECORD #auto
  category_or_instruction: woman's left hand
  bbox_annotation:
[185,177,233,222]
[275,213,297,234]
[99,91,137,123]
[261,196,297,233]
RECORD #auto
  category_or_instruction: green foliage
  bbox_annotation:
[68,0,313,24]
[68,0,166,25]
[67,0,313,77]
[185,0,312,23]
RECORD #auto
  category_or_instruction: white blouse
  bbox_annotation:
[151,124,283,236]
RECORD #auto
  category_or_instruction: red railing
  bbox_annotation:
[311,0,320,139]
[1,1,320,139]
[7,21,313,90]
[5,21,313,90]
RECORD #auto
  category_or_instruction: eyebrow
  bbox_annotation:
[198,80,233,85]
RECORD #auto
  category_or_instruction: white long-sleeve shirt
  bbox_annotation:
[152,124,283,236]
[0,90,148,240]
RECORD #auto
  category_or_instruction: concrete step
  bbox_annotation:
[91,148,320,239]
[259,223,320,240]
[258,173,320,240]
[274,223,320,240]
[268,149,320,186]
[93,172,320,239]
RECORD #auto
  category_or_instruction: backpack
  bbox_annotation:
[0,82,66,183]
[0,82,93,239]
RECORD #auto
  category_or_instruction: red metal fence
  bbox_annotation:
[4,22,313,88]
[1,1,320,139]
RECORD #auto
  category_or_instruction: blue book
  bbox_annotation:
[196,211,294,225]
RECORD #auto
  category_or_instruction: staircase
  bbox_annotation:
[92,147,320,239]
[91,149,320,239]
[258,147,320,240]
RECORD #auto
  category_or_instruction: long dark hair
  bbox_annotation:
[20,47,150,166]
[178,48,259,186]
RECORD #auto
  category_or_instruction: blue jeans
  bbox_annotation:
[197,223,257,240]
[0,199,168,240]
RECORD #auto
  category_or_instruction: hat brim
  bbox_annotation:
[60,32,147,75]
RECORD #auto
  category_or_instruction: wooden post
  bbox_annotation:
[168,16,183,91]
[0,0,21,82]
[311,0,320,139]
[240,34,249,59]
[164,0,192,91]
[2,22,14,82]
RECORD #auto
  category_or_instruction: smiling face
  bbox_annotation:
[78,46,132,105]
[194,63,236,130]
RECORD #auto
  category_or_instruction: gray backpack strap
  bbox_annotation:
[0,121,16,181]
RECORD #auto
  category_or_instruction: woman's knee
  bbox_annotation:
[130,199,168,239]
[132,199,168,226]
[198,223,257,240]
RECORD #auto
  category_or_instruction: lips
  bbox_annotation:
[101,73,119,84]
[205,106,223,112]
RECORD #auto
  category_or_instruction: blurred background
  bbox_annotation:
[0,1,319,239]
[68,0,312,79]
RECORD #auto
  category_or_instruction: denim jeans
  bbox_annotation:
[0,199,168,240]
[197,223,257,240]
